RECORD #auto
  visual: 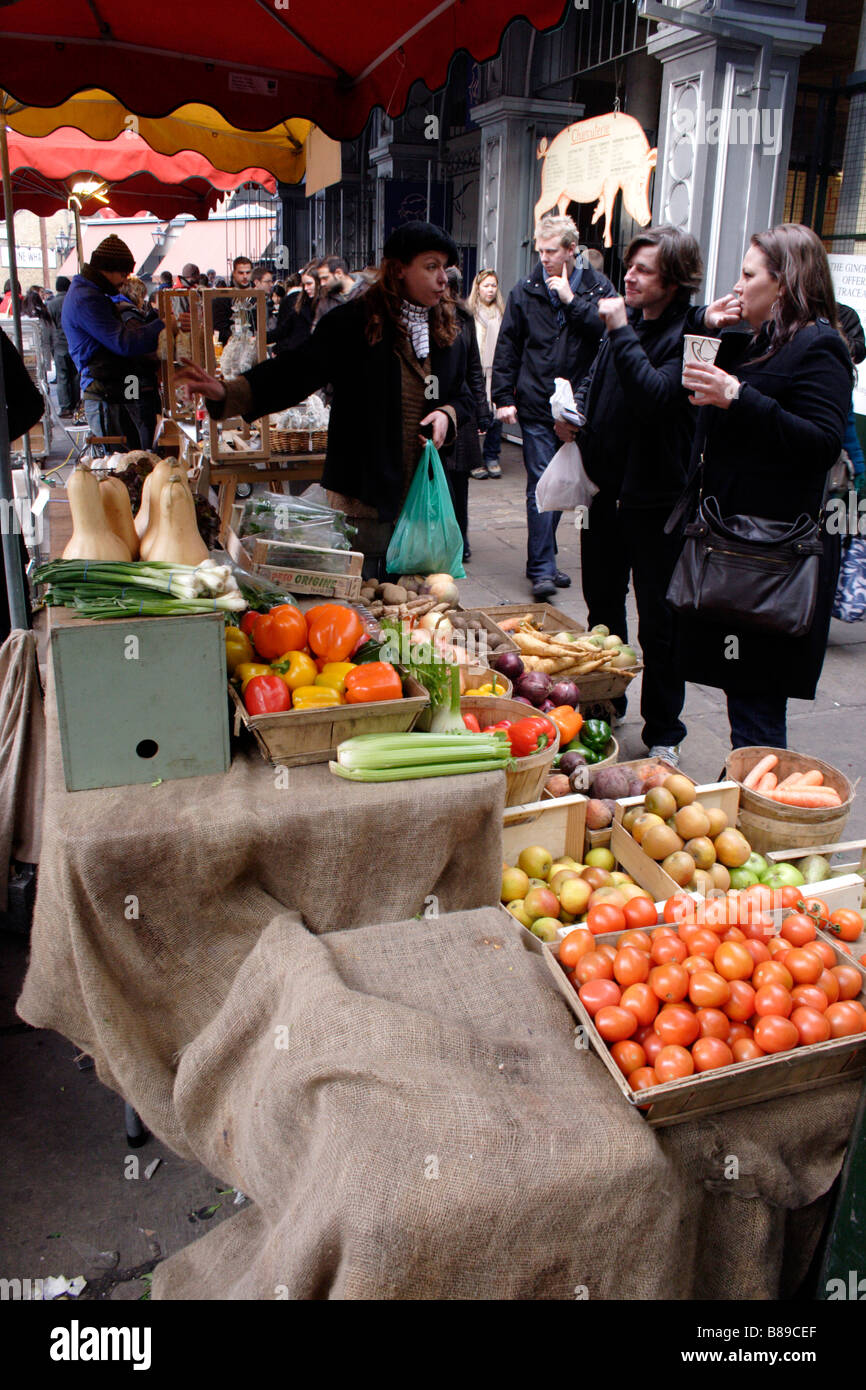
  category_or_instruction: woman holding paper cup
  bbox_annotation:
[677,223,854,748]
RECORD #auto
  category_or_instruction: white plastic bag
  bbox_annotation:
[550,376,586,428]
[535,441,598,513]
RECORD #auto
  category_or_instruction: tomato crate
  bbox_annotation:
[540,926,866,1127]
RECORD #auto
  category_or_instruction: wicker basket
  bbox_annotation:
[462,667,513,698]
[460,695,559,806]
[726,746,855,855]
[270,427,328,455]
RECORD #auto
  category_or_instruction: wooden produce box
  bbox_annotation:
[229,676,428,767]
[767,843,866,960]
[542,925,866,1127]
[476,603,640,704]
[48,607,230,791]
[581,759,695,854]
[225,526,363,600]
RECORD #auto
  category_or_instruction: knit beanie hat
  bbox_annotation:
[382,221,458,267]
[90,235,135,274]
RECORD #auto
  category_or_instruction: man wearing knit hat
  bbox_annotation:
[62,234,165,450]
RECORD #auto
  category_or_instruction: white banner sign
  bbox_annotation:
[1,245,57,268]
[828,253,866,416]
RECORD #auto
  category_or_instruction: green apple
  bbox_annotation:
[744,852,768,878]
[529,917,560,943]
[760,862,805,890]
[728,867,759,891]
[585,847,616,872]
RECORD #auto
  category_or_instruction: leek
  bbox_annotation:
[329,731,511,782]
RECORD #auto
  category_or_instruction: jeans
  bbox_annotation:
[520,418,561,581]
[482,418,502,463]
[54,351,79,414]
[580,495,687,748]
[83,396,137,454]
[726,693,788,750]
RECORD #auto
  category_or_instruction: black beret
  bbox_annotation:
[382,221,459,267]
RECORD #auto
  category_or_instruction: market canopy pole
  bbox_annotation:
[0,94,36,530]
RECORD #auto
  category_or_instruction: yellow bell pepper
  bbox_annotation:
[225,627,255,675]
[464,680,505,696]
[292,685,344,709]
[270,650,318,691]
[314,662,356,696]
[235,662,271,693]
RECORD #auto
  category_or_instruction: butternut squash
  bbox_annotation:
[99,476,140,559]
[146,468,209,565]
[63,463,131,562]
[137,456,178,557]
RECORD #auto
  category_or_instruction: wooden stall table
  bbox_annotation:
[15,671,863,1300]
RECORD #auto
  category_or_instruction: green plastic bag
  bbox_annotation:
[385,440,466,579]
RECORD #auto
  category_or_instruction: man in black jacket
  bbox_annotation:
[45,275,79,417]
[492,214,614,600]
[560,225,703,763]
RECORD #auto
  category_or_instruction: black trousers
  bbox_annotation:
[445,468,469,548]
[580,495,686,748]
[55,351,79,414]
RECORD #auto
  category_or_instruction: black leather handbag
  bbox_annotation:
[666,491,825,638]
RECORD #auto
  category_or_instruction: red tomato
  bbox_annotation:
[803,940,836,969]
[619,983,659,1028]
[784,948,824,985]
[802,897,830,923]
[741,914,776,942]
[577,978,622,1016]
[641,1031,665,1065]
[720,925,747,943]
[692,1037,734,1072]
[622,899,658,931]
[574,950,615,984]
[595,1006,638,1043]
[731,1037,765,1062]
[651,925,680,942]
[688,927,726,959]
[629,1066,659,1093]
[683,954,715,976]
[753,959,794,991]
[723,979,757,1022]
[754,983,793,1018]
[648,962,690,1004]
[689,971,731,1009]
[725,1022,754,1046]
[791,985,830,1013]
[655,1044,695,1081]
[827,909,864,943]
[586,903,626,937]
[610,1040,647,1077]
[817,969,840,1004]
[619,929,653,954]
[595,943,618,964]
[613,947,650,987]
[743,939,771,966]
[831,965,863,1001]
[777,885,805,911]
[695,1007,731,1040]
[663,893,696,925]
[768,936,793,958]
[790,1006,831,1045]
[559,928,595,970]
[650,934,688,966]
[780,913,816,947]
[825,1001,866,1038]
[713,941,754,981]
[655,1004,700,1049]
[701,898,732,930]
[753,1015,799,1054]
[742,884,775,914]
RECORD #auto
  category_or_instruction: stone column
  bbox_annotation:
[648,2,824,299]
[472,96,584,296]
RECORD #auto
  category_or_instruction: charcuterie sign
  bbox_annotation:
[535,112,657,248]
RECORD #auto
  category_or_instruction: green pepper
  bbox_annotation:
[578,744,602,765]
[581,719,611,752]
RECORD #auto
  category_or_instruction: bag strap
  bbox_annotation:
[664,410,710,536]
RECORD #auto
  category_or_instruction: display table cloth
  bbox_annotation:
[17,680,859,1299]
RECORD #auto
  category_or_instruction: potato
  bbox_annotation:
[381,584,408,605]
[586,798,614,830]
[545,774,571,798]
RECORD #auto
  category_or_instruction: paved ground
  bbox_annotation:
[1,431,864,1300]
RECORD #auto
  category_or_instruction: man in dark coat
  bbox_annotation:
[45,275,79,417]
[492,213,614,600]
[566,226,703,762]
[213,256,254,345]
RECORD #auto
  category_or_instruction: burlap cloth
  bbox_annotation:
[17,677,860,1299]
[0,629,45,909]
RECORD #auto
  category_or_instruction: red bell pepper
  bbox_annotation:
[243,674,292,716]
[507,715,556,758]
[462,713,482,733]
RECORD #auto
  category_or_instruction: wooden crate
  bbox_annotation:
[474,603,640,704]
[611,782,741,902]
[768,841,866,958]
[502,793,587,863]
[48,607,230,790]
[541,926,866,1127]
[225,526,363,599]
[229,676,428,767]
[579,759,696,853]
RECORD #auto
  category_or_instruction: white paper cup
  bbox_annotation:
[682,334,721,378]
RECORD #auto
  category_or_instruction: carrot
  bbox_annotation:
[757,773,778,792]
[798,770,824,787]
[777,772,806,788]
[743,753,778,788]
[768,787,842,807]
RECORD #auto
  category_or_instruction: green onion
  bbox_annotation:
[32,559,247,617]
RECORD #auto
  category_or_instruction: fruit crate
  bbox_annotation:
[502,792,587,863]
[766,842,866,961]
[541,925,866,1127]
[229,675,429,767]
[475,603,641,706]
[224,526,363,600]
[581,758,690,854]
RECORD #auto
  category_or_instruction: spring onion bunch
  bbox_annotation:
[329,731,512,782]
[33,559,247,617]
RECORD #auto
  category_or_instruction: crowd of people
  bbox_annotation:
[4,211,861,762]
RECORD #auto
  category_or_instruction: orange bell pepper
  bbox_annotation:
[252,604,307,661]
[343,662,403,704]
[306,604,365,663]
[547,705,582,746]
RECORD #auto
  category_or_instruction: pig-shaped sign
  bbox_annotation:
[535,112,657,247]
